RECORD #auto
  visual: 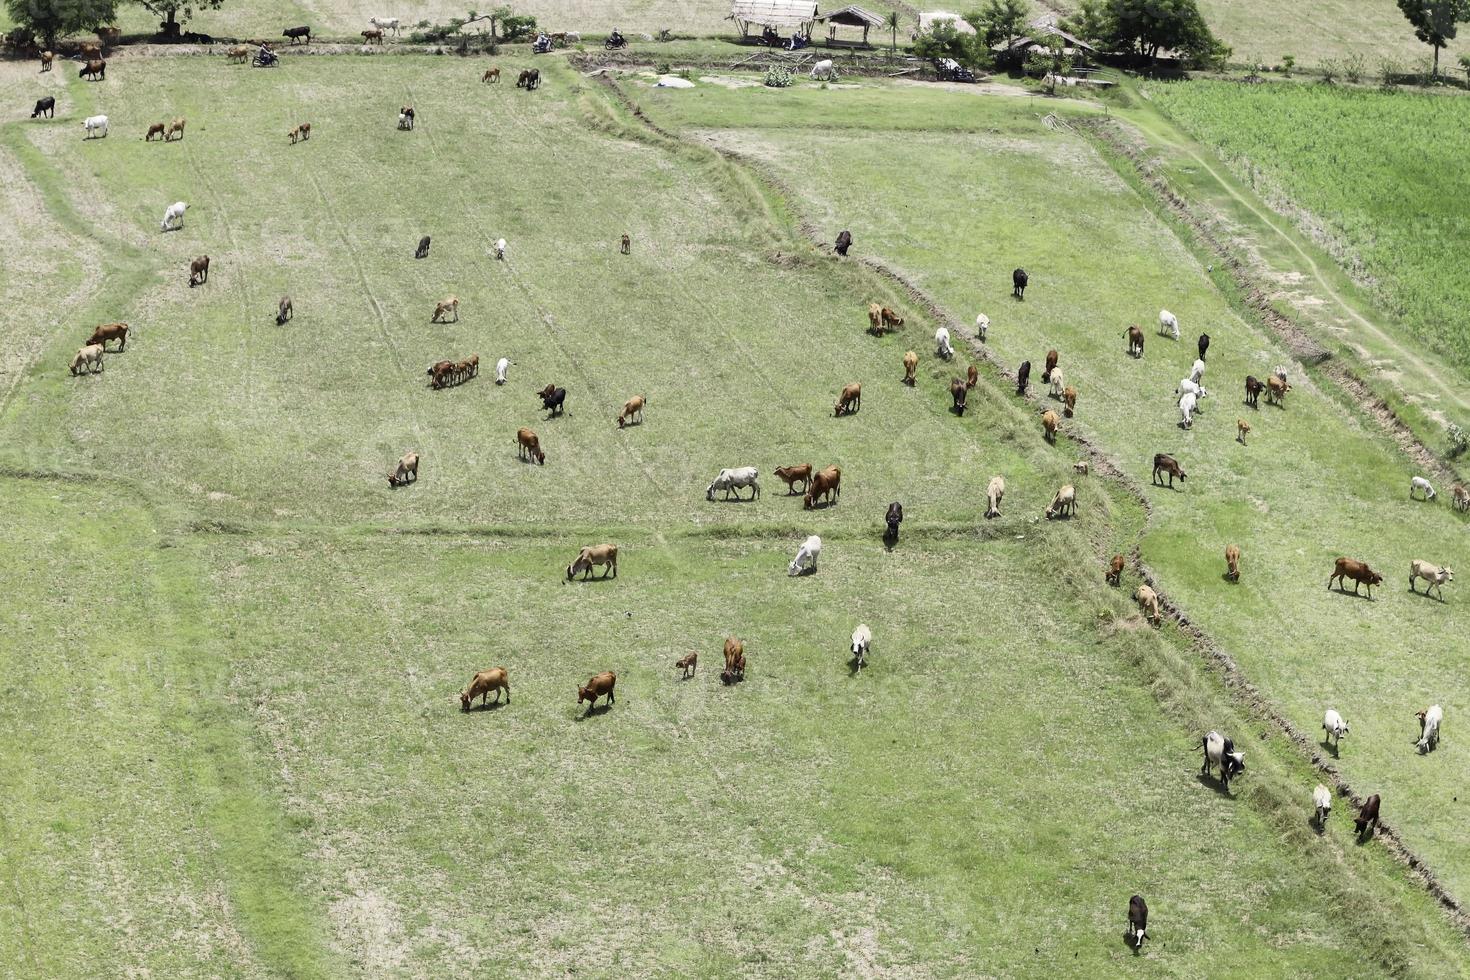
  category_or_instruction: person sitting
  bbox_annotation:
[787,31,807,50]
[762,25,780,46]
[609,28,624,46]
[257,43,275,64]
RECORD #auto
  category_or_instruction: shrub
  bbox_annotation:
[500,13,536,40]
[1378,57,1402,88]
[1343,52,1366,83]
[764,66,793,87]
[1281,54,1295,76]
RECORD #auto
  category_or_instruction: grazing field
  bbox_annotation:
[3,54,1470,976]
[1149,80,1470,392]
[642,76,1470,898]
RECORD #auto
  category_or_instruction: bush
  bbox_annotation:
[1378,57,1402,88]
[1318,58,1342,84]
[500,13,536,40]
[1343,52,1366,83]
[1281,54,1295,76]
[912,21,991,69]
[764,66,793,87]
[1447,422,1469,459]
[655,60,671,74]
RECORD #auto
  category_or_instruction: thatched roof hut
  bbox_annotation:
[817,4,884,46]
[728,0,820,38]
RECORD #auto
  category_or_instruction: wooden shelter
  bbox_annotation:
[728,0,820,39]
[914,10,976,36]
[817,4,884,47]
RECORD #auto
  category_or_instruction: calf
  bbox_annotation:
[538,384,567,417]
[86,322,128,351]
[1134,584,1160,624]
[1062,386,1077,418]
[1106,553,1124,586]
[397,105,414,129]
[276,295,293,325]
[282,25,312,43]
[1329,557,1382,599]
[1416,705,1443,753]
[567,543,617,580]
[494,238,507,260]
[1354,794,1380,839]
[773,464,813,495]
[516,427,546,464]
[146,122,166,141]
[1244,375,1264,409]
[388,451,419,487]
[482,67,501,83]
[1323,708,1349,750]
[1126,325,1144,358]
[31,96,56,119]
[1201,730,1245,788]
[974,313,989,342]
[363,28,385,44]
[967,364,978,390]
[1410,559,1453,600]
[1042,349,1058,383]
[620,233,630,254]
[707,466,760,501]
[228,45,250,62]
[1152,453,1185,488]
[1453,483,1470,512]
[675,652,697,678]
[1012,267,1027,299]
[884,502,903,541]
[1313,784,1332,826]
[880,307,903,331]
[1265,374,1290,407]
[415,235,431,258]
[69,343,104,375]
[1041,409,1059,444]
[1044,483,1075,520]
[834,382,861,417]
[166,117,185,141]
[456,354,479,381]
[1197,333,1210,361]
[803,465,841,509]
[902,350,918,385]
[984,475,1004,519]
[1236,418,1250,445]
[835,229,852,256]
[460,667,510,709]
[578,671,616,711]
[1225,544,1240,582]
[1410,476,1436,501]
[1126,895,1148,951]
[788,534,821,576]
[189,254,210,286]
[949,377,967,416]
[1016,360,1030,397]
[850,624,871,670]
[431,296,459,323]
[617,394,645,429]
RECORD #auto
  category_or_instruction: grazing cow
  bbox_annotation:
[1355,794,1381,838]
[397,105,413,129]
[885,502,902,541]
[1042,349,1058,383]
[370,15,400,34]
[1048,368,1065,400]
[482,67,501,83]
[1041,409,1059,444]
[617,395,645,429]
[86,322,128,351]
[880,307,904,331]
[810,58,836,79]
[675,652,697,678]
[1410,476,1436,501]
[975,313,989,342]
[1073,461,1088,476]
[567,543,618,580]
[1159,309,1179,340]
[83,114,109,139]
[835,229,852,256]
[1127,895,1148,951]
[1225,543,1240,582]
[431,295,459,323]
[1062,386,1077,418]
[788,534,821,576]
[69,343,104,375]
[146,122,166,141]
[79,59,105,81]
[494,238,507,260]
[276,295,293,324]
[1176,377,1205,403]
[538,384,567,417]
[460,668,510,710]
[937,325,954,357]
[1189,359,1206,385]
[1409,559,1453,600]
[1012,268,1027,299]
[850,624,871,669]
[160,200,187,231]
[388,451,419,487]
[31,97,56,119]
[1313,784,1332,826]
[517,68,540,89]
[834,382,861,417]
[495,357,511,384]
[1244,375,1264,409]
[721,636,746,685]
[984,475,1004,519]
[1152,453,1186,488]
[774,464,812,494]
[707,466,760,501]
[803,465,842,509]
[1178,391,1197,429]
[41,50,55,72]
[620,233,630,254]
[1106,553,1124,586]
[1323,708,1349,750]
[1329,557,1382,599]
[1126,325,1145,358]
[867,302,883,333]
[282,25,311,43]
[1236,418,1250,445]
[1016,360,1030,397]
[1198,333,1210,361]
[1044,483,1075,520]
[1452,483,1470,512]
[1265,374,1290,407]
[966,364,978,390]
[1416,705,1443,753]
[228,45,250,62]
[949,377,968,415]
[1201,730,1245,788]
[289,125,305,144]
[363,28,385,44]
[516,427,546,464]
[1134,584,1160,624]
[427,360,456,388]
[415,235,431,259]
[578,671,616,711]
[166,117,185,141]
[455,354,479,382]
[902,350,918,385]
[189,254,209,286]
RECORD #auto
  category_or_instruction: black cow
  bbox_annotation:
[950,377,967,415]
[884,502,903,542]
[1198,332,1211,361]
[1127,895,1148,951]
[1355,794,1381,839]
[415,235,431,259]
[835,229,852,256]
[31,96,55,118]
[1244,375,1263,409]
[517,68,541,89]
[282,25,311,43]
[1016,360,1031,397]
[1012,267,1028,299]
[539,385,566,417]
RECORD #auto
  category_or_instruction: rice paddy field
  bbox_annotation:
[2,47,1469,978]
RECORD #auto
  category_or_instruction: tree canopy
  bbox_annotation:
[5,0,116,47]
[129,0,224,36]
[1064,0,1227,65]
[1396,0,1470,76]
[970,0,1028,47]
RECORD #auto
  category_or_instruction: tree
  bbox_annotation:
[886,9,900,54]
[972,0,1028,47]
[129,0,222,37]
[6,0,116,47]
[1071,0,1224,65]
[911,20,991,68]
[1396,0,1470,77]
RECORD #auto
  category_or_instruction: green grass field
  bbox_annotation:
[3,53,1470,976]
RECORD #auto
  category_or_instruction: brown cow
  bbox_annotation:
[721,636,746,684]
[902,351,918,386]
[80,59,105,81]
[166,117,185,141]
[86,322,128,351]
[1152,453,1186,488]
[834,382,861,417]
[578,671,616,711]
[1044,483,1076,520]
[866,302,882,333]
[880,307,904,331]
[1041,409,1059,444]
[427,359,456,388]
[1236,418,1251,445]
[228,45,250,62]
[1329,557,1382,599]
[966,364,978,390]
[517,427,546,464]
[620,233,630,255]
[567,543,617,580]
[1225,544,1241,582]
[145,122,166,141]
[1134,584,1161,625]
[362,28,384,43]
[773,464,812,494]
[949,377,968,416]
[482,67,501,83]
[455,354,479,383]
[1126,325,1144,358]
[460,667,510,710]
[1244,375,1264,409]
[617,394,645,429]
[189,254,209,286]
[276,296,293,325]
[1062,386,1077,418]
[1106,553,1124,586]
[431,295,459,323]
[1266,375,1291,407]
[41,50,55,72]
[69,344,104,375]
[675,652,697,678]
[1042,349,1058,383]
[803,465,841,509]
[388,451,419,487]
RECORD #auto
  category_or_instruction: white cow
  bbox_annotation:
[1313,784,1332,825]
[1323,709,1349,749]
[370,16,400,34]
[160,200,188,231]
[1409,559,1453,600]
[494,237,507,260]
[788,534,821,576]
[82,114,108,139]
[1410,476,1437,501]
[1189,358,1206,383]
[935,326,953,360]
[495,357,511,385]
[1416,704,1443,753]
[1159,309,1179,340]
[1049,367,1065,399]
[974,313,989,342]
[706,466,760,501]
[850,623,871,669]
[1178,390,1197,429]
[809,59,837,80]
